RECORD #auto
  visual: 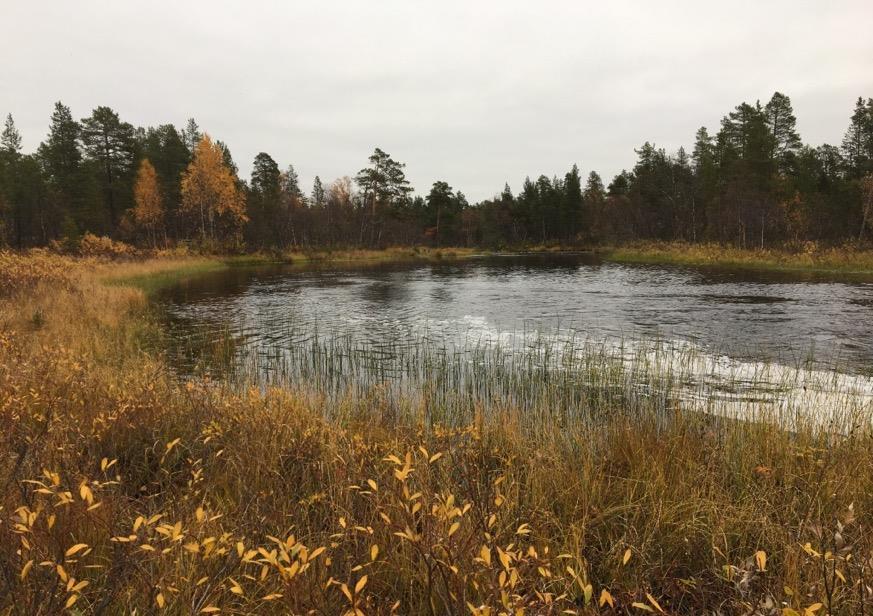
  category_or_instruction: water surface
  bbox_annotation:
[157,253,873,374]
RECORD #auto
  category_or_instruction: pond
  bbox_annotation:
[156,253,873,424]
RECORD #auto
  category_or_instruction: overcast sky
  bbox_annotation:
[2,0,872,201]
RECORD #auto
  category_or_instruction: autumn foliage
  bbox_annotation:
[180,135,247,246]
[133,158,164,246]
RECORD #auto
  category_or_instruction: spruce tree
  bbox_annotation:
[311,176,325,208]
[1,114,22,155]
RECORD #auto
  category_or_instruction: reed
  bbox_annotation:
[1,250,871,614]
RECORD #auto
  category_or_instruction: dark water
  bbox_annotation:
[156,253,873,374]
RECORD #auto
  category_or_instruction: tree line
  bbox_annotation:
[1,92,872,252]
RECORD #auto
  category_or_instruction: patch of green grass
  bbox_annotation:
[104,259,230,296]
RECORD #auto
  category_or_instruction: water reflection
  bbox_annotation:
[156,254,873,376]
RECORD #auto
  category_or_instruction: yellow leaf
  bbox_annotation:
[262,593,283,600]
[65,595,79,609]
[308,546,326,561]
[805,603,823,614]
[65,543,88,557]
[623,548,632,566]
[755,550,767,572]
[367,479,378,492]
[355,575,368,594]
[632,602,654,612]
[370,545,379,561]
[448,521,461,537]
[56,564,69,582]
[479,545,492,567]
[646,592,665,613]
[156,592,166,608]
[599,588,614,608]
[200,608,220,614]
[20,560,33,580]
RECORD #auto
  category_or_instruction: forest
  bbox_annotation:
[1,92,872,252]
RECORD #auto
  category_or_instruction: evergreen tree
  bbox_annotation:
[182,118,202,154]
[38,102,81,187]
[248,152,282,247]
[563,164,584,240]
[1,114,22,155]
[283,165,303,200]
[37,102,84,238]
[764,92,802,173]
[842,97,873,178]
[80,106,137,226]
[425,180,456,246]
[354,147,413,246]
[607,171,632,196]
[140,124,190,238]
[311,176,325,208]
[584,171,605,201]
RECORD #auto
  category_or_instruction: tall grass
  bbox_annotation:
[1,251,872,614]
[606,241,873,276]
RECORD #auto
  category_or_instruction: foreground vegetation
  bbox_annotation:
[1,251,872,614]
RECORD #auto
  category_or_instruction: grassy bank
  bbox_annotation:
[1,251,872,614]
[98,246,484,296]
[605,242,873,275]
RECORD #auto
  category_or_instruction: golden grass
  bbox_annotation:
[605,241,873,275]
[1,250,871,614]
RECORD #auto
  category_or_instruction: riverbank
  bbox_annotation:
[605,242,873,275]
[1,251,871,614]
[101,246,485,295]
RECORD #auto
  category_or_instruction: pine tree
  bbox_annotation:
[764,92,802,173]
[354,148,413,246]
[80,106,136,226]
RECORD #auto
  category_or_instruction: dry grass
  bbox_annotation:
[606,242,873,276]
[1,251,872,614]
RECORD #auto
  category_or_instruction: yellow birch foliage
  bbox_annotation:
[180,134,247,243]
[133,159,163,234]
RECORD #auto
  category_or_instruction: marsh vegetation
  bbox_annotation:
[1,251,872,614]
